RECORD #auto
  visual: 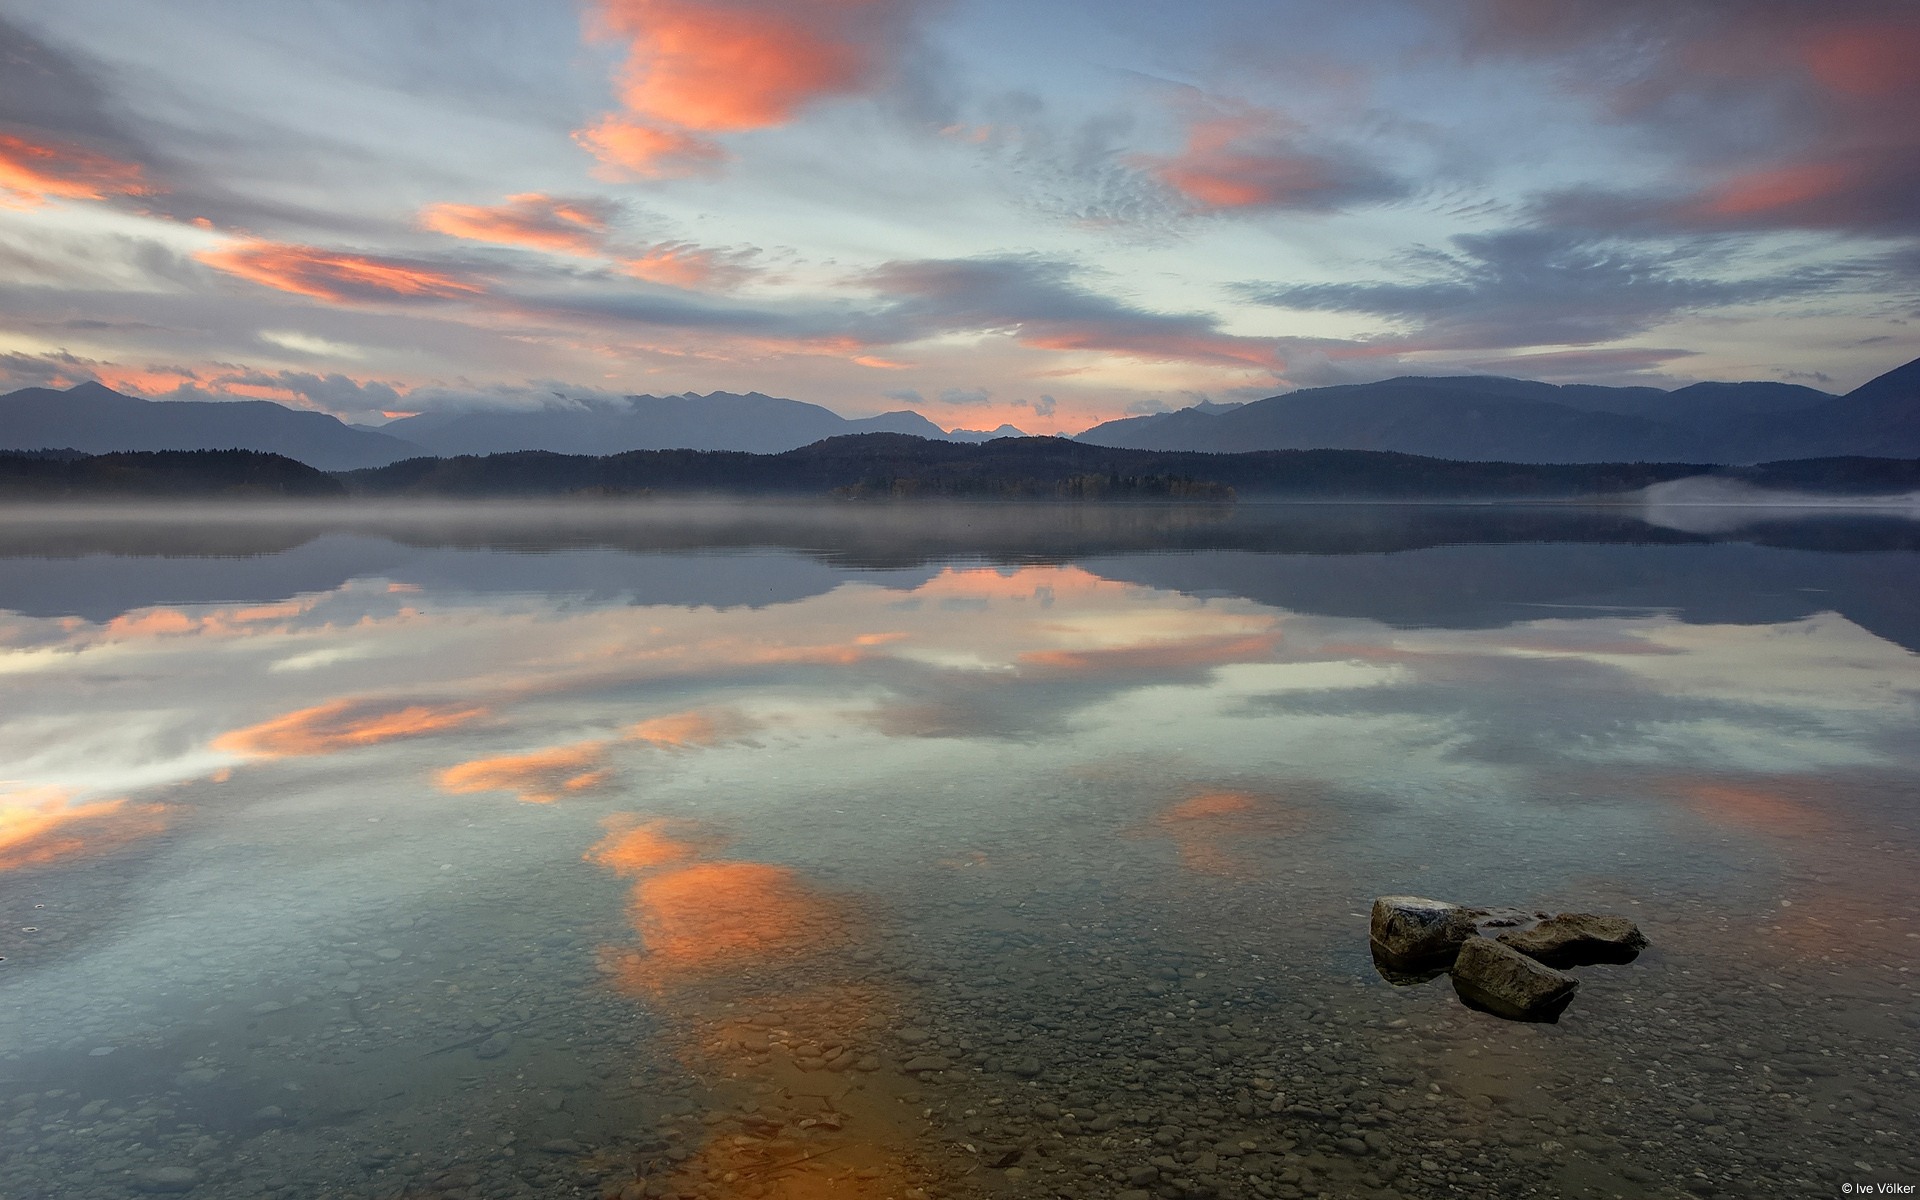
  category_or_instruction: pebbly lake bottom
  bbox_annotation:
[0,500,1916,1200]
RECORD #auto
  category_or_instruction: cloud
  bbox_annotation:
[938,386,991,406]
[881,387,926,405]
[0,348,103,390]
[1129,93,1403,214]
[1240,228,1865,353]
[571,114,729,178]
[1452,0,1920,237]
[158,368,407,414]
[435,740,612,804]
[196,239,487,303]
[419,192,617,256]
[214,698,488,758]
[1032,393,1057,417]
[866,254,1286,370]
[0,130,151,208]
[620,241,761,290]
[575,0,927,175]
[419,192,760,290]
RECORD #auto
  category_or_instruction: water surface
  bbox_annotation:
[1,501,1915,1200]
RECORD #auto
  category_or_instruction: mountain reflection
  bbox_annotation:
[2,501,1914,652]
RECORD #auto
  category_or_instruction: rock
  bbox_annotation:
[902,1054,952,1073]
[1370,896,1478,980]
[1449,937,1578,1022]
[1497,913,1647,967]
[474,1032,512,1060]
[132,1165,202,1193]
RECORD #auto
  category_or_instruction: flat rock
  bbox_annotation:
[902,1054,952,1073]
[1450,936,1579,1022]
[1498,912,1647,967]
[132,1166,202,1193]
[1370,896,1478,979]
[474,1032,513,1060]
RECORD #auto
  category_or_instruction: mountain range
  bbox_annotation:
[1,356,1913,466]
[1077,356,1920,463]
[0,384,1030,468]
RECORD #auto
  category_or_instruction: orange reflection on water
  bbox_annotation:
[214,697,488,758]
[609,862,849,989]
[101,600,319,641]
[0,786,168,872]
[1020,631,1278,675]
[626,707,758,749]
[587,815,716,874]
[1145,787,1311,877]
[1670,778,1831,838]
[436,740,611,804]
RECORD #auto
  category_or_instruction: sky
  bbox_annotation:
[1,0,1917,434]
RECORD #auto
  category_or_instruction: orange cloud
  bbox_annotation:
[0,131,150,208]
[0,787,168,873]
[572,113,729,177]
[1802,20,1920,99]
[1685,160,1862,222]
[575,0,916,173]
[435,739,611,803]
[419,192,612,255]
[214,698,488,758]
[621,241,757,289]
[196,239,486,303]
[1131,97,1390,214]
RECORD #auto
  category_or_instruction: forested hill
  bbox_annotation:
[0,450,345,498]
[3,436,1916,501]
[337,434,1705,498]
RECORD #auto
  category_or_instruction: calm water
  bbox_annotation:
[1,501,1915,1200]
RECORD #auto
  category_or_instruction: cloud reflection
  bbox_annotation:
[436,739,612,804]
[214,697,489,758]
[0,785,167,872]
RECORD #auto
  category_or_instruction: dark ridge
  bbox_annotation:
[337,434,1713,499]
[0,449,346,499]
[4,440,1915,503]
[1729,457,1920,494]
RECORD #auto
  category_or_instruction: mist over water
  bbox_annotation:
[1,501,1915,1200]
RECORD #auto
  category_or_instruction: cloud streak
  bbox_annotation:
[196,239,488,304]
[0,131,151,209]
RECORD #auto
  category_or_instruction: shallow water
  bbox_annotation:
[1,501,1915,1200]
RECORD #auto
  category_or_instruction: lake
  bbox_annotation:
[1,500,1916,1200]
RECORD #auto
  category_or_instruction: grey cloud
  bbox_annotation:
[1031,394,1057,417]
[1240,228,1867,353]
[863,254,1282,367]
[0,350,104,389]
[0,14,144,153]
[939,387,992,406]
[882,388,926,404]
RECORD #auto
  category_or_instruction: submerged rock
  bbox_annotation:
[1498,912,1648,968]
[132,1166,202,1193]
[1370,896,1478,980]
[1450,936,1579,1022]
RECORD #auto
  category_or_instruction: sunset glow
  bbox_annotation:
[0,1,1909,428]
